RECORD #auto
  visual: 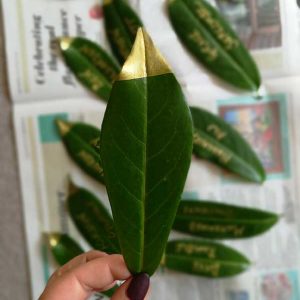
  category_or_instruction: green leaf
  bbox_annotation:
[103,0,143,64]
[191,106,266,183]
[165,240,250,278]
[45,233,84,266]
[174,200,279,239]
[67,180,120,254]
[100,28,193,275]
[56,119,105,184]
[168,0,261,91]
[56,37,115,101]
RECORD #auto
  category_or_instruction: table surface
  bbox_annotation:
[0,18,32,299]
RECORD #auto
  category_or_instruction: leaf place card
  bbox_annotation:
[100,28,193,275]
[168,0,261,91]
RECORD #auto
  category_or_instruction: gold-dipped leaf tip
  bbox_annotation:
[67,176,80,195]
[103,0,112,5]
[55,118,72,136]
[54,37,74,51]
[44,232,62,249]
[118,27,172,81]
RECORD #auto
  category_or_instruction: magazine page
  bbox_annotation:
[1,0,139,103]
[14,75,300,299]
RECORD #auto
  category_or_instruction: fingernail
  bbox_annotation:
[126,273,150,300]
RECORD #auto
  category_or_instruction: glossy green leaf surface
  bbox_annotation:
[56,119,105,184]
[165,240,250,278]
[100,28,193,275]
[103,0,143,64]
[67,180,120,254]
[168,0,261,91]
[174,200,279,239]
[45,233,84,266]
[57,37,114,101]
[191,106,266,183]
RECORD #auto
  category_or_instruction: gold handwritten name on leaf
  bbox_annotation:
[188,30,218,61]
[124,18,139,37]
[110,29,130,60]
[192,261,220,277]
[193,132,232,164]
[182,205,234,218]
[78,69,104,92]
[195,2,239,51]
[79,45,118,80]
[175,242,216,259]
[77,150,104,176]
[75,213,106,249]
[207,124,227,140]
[189,221,245,237]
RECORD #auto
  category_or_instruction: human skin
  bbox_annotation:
[39,251,149,300]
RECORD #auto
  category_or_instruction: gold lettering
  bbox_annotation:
[175,242,216,259]
[78,69,104,92]
[182,205,234,218]
[193,132,232,164]
[110,29,130,59]
[195,3,239,51]
[77,150,104,176]
[188,30,218,62]
[207,124,227,140]
[79,46,118,80]
[189,221,245,237]
[124,18,139,36]
[192,261,220,277]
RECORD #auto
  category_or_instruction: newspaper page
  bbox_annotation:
[8,0,300,299]
[1,0,138,103]
[14,76,300,300]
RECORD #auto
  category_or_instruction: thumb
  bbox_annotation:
[111,273,150,300]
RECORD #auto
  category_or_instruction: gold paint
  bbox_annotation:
[77,150,104,176]
[103,0,112,5]
[182,205,234,217]
[194,3,239,51]
[68,177,79,195]
[118,27,171,81]
[193,132,232,164]
[192,261,220,277]
[59,37,74,51]
[79,46,118,80]
[124,18,139,36]
[207,124,227,140]
[188,221,245,237]
[188,30,218,62]
[175,243,216,259]
[46,233,61,248]
[110,29,130,60]
[56,119,72,136]
[78,69,104,92]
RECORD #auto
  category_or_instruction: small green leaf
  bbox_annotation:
[165,240,250,278]
[67,180,120,254]
[168,0,261,91]
[57,37,115,101]
[56,119,105,184]
[174,200,279,239]
[100,28,193,275]
[103,0,143,64]
[45,233,84,266]
[191,106,266,183]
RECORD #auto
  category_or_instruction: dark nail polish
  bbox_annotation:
[126,273,150,300]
